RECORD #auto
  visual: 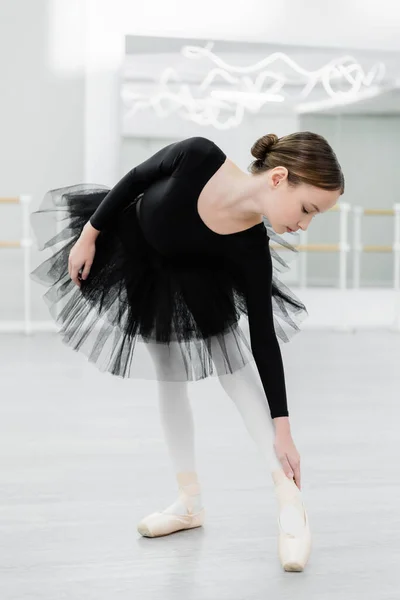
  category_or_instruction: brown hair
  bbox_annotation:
[249,131,345,194]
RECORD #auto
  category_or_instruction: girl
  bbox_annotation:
[30,132,344,571]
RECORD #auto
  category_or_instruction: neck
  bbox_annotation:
[222,164,271,222]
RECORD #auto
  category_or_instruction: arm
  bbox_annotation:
[88,140,186,232]
[234,237,301,484]
[237,240,290,423]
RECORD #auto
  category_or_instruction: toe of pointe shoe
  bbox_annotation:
[137,509,205,538]
[278,508,311,572]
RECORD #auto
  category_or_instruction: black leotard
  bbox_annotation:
[89,136,289,419]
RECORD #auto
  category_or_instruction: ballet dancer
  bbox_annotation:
[31,132,344,571]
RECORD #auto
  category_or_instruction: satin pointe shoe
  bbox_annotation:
[272,470,312,572]
[137,472,205,538]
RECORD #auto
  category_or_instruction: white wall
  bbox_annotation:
[0,0,86,321]
[87,0,400,52]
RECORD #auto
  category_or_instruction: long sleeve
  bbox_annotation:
[235,241,289,419]
[89,140,186,231]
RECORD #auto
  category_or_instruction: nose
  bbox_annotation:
[298,215,313,231]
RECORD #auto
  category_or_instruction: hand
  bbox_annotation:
[68,236,96,287]
[274,431,301,490]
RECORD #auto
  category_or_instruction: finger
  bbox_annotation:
[71,265,81,287]
[293,464,301,490]
[71,264,79,281]
[279,455,294,480]
[288,458,301,490]
[81,262,92,280]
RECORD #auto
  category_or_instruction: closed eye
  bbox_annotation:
[302,207,309,214]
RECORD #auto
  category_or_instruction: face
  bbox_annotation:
[266,167,341,235]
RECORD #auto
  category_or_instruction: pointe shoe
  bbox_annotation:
[277,502,311,571]
[137,472,205,538]
[137,507,205,538]
[272,470,312,572]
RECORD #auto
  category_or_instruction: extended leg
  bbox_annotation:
[136,343,204,537]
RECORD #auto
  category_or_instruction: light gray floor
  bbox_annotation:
[0,329,399,599]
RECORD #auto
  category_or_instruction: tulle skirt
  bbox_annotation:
[30,185,308,382]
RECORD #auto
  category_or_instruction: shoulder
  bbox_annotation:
[177,136,225,159]
[169,136,226,174]
[181,136,215,149]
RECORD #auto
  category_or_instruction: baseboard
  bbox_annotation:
[0,321,58,333]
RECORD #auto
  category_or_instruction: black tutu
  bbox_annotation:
[30,185,308,382]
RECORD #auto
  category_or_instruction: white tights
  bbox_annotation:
[146,342,281,477]
[144,343,305,532]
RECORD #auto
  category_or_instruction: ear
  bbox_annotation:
[271,166,288,187]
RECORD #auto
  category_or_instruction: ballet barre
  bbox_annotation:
[0,198,20,204]
[270,202,400,292]
[352,204,400,290]
[270,202,351,289]
[0,195,33,334]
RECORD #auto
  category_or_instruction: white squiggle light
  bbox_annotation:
[183,43,386,98]
[122,42,387,130]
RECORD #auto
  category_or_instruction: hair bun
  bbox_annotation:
[251,134,279,161]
